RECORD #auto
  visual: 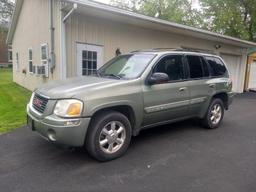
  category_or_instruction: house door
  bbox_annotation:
[77,43,104,76]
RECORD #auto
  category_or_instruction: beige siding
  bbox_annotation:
[66,13,245,78]
[12,0,61,91]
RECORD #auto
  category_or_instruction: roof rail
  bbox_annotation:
[131,47,217,55]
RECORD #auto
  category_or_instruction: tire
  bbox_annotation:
[201,98,224,129]
[85,111,132,161]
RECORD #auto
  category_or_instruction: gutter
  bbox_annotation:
[60,2,77,80]
[49,0,55,73]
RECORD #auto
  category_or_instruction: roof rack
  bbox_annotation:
[131,47,217,55]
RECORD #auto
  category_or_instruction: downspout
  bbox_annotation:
[50,0,55,73]
[60,3,77,80]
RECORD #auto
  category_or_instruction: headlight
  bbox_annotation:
[54,99,83,118]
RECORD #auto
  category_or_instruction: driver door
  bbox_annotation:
[142,54,190,126]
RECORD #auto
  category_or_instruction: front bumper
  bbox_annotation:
[27,105,91,147]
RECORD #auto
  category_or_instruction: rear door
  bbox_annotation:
[185,55,213,116]
[142,54,190,126]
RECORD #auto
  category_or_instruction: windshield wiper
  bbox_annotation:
[104,74,122,79]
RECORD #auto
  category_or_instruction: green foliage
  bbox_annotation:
[0,0,14,25]
[110,0,256,42]
[0,69,31,134]
[201,0,256,41]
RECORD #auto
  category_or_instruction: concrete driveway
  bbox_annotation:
[0,93,256,192]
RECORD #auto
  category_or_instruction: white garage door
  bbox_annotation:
[249,61,256,89]
[220,54,242,92]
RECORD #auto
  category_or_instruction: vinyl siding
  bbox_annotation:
[12,0,61,91]
[65,13,246,80]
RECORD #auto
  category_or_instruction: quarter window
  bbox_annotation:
[205,56,228,77]
[153,55,184,81]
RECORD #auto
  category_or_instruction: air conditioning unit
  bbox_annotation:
[36,65,49,78]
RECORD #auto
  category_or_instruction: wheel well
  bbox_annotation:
[213,93,228,110]
[91,105,136,129]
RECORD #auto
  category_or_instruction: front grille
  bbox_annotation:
[32,93,49,113]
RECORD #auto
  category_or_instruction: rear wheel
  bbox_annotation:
[85,111,132,161]
[202,98,224,129]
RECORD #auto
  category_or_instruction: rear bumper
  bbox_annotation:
[27,105,91,147]
[228,92,235,107]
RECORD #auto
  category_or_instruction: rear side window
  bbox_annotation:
[187,55,209,79]
[205,56,228,77]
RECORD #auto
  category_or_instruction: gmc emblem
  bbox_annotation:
[33,98,43,108]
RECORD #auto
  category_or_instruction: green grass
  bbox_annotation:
[0,69,31,134]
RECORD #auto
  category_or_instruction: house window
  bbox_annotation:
[41,44,48,65]
[82,50,97,75]
[28,48,33,73]
[16,52,19,71]
[8,45,12,62]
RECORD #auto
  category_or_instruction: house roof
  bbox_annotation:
[7,0,256,48]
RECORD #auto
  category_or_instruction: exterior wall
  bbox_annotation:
[65,13,246,86]
[12,0,61,91]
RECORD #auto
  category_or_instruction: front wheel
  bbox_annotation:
[85,111,132,161]
[201,98,224,129]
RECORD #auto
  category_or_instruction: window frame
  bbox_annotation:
[147,53,188,84]
[204,56,229,78]
[185,54,211,80]
[8,45,12,62]
[15,52,19,72]
[40,43,49,65]
[28,48,33,74]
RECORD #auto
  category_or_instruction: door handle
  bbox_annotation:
[179,87,187,92]
[209,84,216,88]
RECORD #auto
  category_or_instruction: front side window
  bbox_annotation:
[98,54,156,79]
[205,56,228,77]
[187,55,205,79]
[28,48,33,73]
[153,55,184,81]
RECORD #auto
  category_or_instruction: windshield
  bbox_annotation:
[98,54,156,79]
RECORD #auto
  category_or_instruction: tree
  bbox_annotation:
[110,0,204,30]
[200,0,256,41]
[0,0,15,25]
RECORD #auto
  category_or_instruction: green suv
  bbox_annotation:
[27,49,234,161]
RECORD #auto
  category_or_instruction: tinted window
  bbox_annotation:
[187,55,203,79]
[201,57,210,77]
[154,55,184,81]
[205,56,228,77]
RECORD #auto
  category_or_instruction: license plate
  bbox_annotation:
[27,115,34,130]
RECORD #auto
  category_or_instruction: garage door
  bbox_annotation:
[220,54,242,92]
[249,61,256,89]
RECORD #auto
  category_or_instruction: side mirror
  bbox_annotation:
[148,72,169,85]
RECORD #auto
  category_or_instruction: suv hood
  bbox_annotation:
[36,76,122,99]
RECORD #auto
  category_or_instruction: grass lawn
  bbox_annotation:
[0,69,31,134]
